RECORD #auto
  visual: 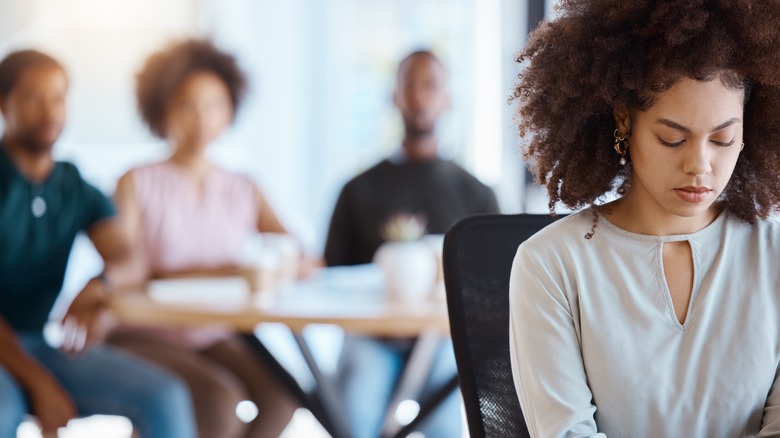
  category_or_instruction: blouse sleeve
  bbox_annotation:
[509,243,606,438]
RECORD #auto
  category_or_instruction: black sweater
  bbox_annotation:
[324,157,499,266]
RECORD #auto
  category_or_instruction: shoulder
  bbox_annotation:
[53,162,115,220]
[761,214,780,232]
[114,161,176,203]
[728,213,780,249]
[54,161,102,194]
[437,159,476,177]
[340,159,392,191]
[55,160,83,181]
[212,166,257,192]
[116,161,168,197]
[114,168,138,204]
[125,160,169,180]
[356,159,393,179]
[510,210,605,307]
[437,159,477,178]
[118,161,176,193]
[437,159,495,193]
[517,209,597,262]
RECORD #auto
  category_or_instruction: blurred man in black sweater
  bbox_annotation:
[324,50,498,438]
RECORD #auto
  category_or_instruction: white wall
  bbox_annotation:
[0,0,531,309]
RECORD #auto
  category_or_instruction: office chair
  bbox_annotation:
[443,213,558,438]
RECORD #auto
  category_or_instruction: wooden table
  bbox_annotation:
[109,264,457,438]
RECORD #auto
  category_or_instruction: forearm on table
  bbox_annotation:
[110,265,253,334]
[152,265,248,279]
[102,251,149,291]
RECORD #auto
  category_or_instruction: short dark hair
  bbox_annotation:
[396,50,445,81]
[135,39,247,138]
[513,0,780,222]
[0,50,65,98]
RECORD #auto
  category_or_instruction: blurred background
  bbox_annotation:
[1,0,557,435]
[0,0,555,251]
[0,0,553,362]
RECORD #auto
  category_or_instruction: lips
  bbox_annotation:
[38,122,63,139]
[674,186,712,204]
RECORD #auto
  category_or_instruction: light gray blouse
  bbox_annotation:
[510,208,780,437]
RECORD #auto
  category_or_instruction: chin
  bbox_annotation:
[666,201,717,220]
[24,139,56,155]
[403,119,435,136]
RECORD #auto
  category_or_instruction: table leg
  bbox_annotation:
[380,331,442,437]
[238,334,333,434]
[293,332,352,438]
[392,375,460,438]
[242,331,455,438]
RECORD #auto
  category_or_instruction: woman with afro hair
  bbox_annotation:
[106,39,301,438]
[509,1,780,436]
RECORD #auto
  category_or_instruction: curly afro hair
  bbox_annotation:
[513,0,780,221]
[136,39,247,138]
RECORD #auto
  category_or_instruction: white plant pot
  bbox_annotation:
[373,240,438,303]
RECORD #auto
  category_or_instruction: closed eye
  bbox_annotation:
[658,137,684,148]
[712,138,736,147]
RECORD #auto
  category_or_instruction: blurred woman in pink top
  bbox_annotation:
[107,39,298,438]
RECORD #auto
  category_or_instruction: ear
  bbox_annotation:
[392,89,400,108]
[613,104,631,136]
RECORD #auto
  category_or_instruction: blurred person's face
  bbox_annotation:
[165,71,233,153]
[0,64,67,154]
[393,55,449,137]
[614,75,744,231]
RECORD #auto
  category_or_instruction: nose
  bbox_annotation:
[683,141,712,176]
[405,91,424,113]
[42,95,65,122]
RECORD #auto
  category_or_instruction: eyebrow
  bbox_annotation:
[655,117,741,133]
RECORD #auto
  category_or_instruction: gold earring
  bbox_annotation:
[613,129,628,166]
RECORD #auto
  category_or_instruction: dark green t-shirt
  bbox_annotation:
[0,146,115,331]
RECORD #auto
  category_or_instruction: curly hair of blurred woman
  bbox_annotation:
[135,39,247,138]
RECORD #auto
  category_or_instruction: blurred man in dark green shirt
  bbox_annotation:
[0,49,196,437]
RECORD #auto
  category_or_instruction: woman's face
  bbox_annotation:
[165,71,233,152]
[615,75,744,231]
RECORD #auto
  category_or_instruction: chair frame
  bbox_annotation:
[443,213,558,438]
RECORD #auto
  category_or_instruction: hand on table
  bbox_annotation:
[298,255,325,279]
[61,277,118,354]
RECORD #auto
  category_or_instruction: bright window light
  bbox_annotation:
[236,400,259,423]
[395,399,421,426]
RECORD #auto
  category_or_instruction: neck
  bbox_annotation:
[1,137,54,182]
[168,146,212,179]
[402,131,438,162]
[604,192,720,236]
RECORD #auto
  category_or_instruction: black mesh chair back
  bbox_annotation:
[443,214,558,438]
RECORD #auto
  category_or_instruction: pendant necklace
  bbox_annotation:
[31,183,46,218]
